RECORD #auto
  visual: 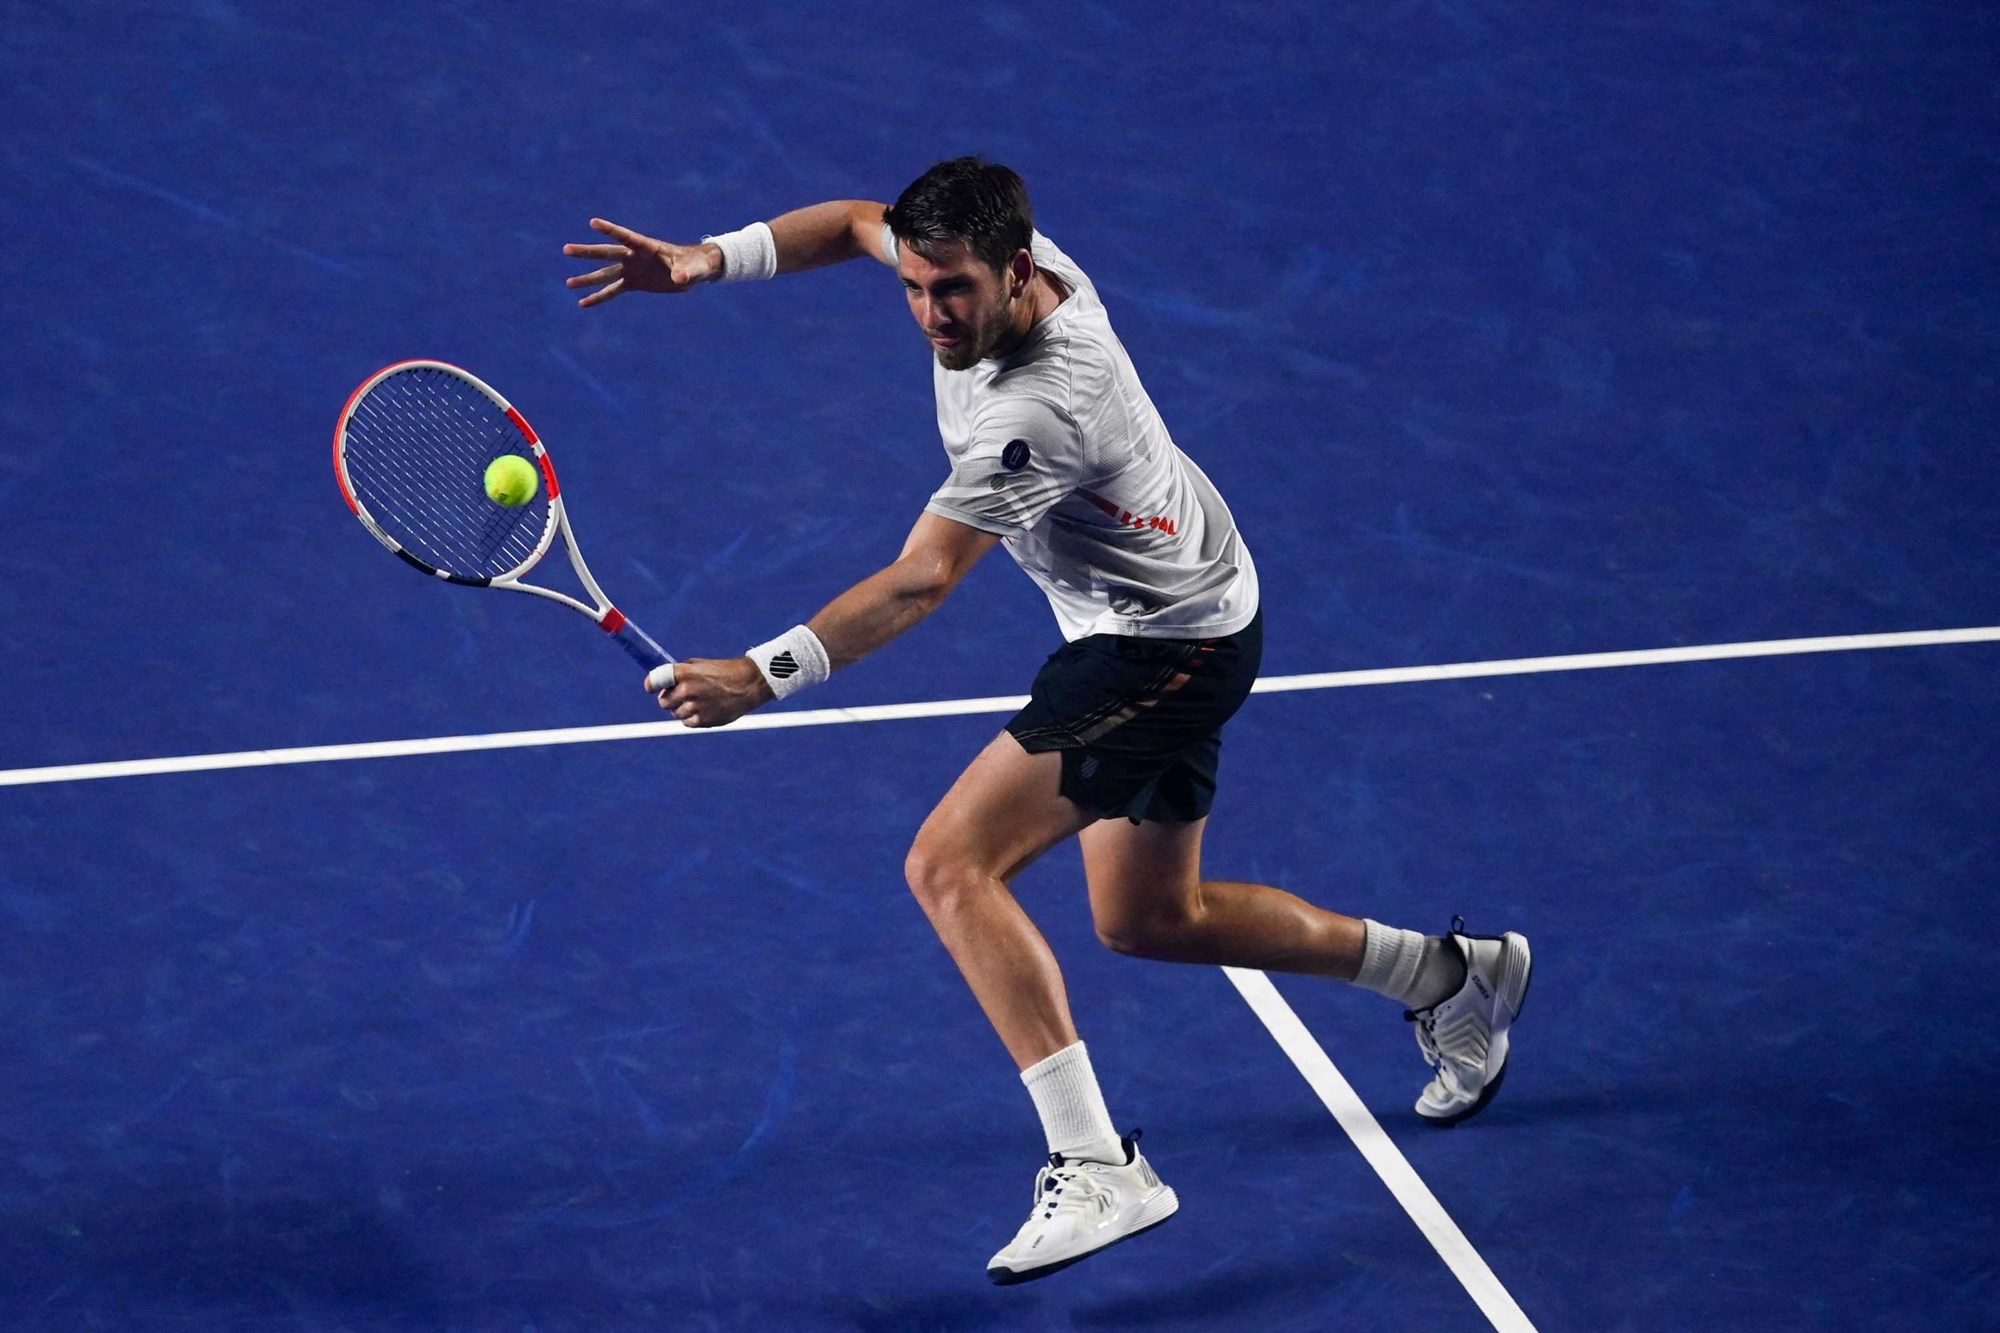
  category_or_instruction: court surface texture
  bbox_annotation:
[3,3,1996,1330]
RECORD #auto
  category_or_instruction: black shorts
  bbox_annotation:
[1006,610,1264,825]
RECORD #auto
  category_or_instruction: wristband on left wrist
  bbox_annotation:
[702,221,778,282]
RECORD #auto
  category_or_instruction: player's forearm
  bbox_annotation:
[767,200,887,274]
[806,555,950,670]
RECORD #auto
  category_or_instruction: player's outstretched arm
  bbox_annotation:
[564,201,889,308]
[769,199,893,272]
[648,512,999,728]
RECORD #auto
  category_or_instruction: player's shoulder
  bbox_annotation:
[969,378,1079,448]
[1029,230,1091,289]
[992,304,1115,420]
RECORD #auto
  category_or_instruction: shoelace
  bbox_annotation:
[1413,1017,1472,1094]
[1029,1158,1104,1221]
[1405,916,1477,1076]
[1026,1131,1141,1223]
[1409,1010,1442,1067]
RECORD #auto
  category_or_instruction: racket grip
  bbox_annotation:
[604,612,675,672]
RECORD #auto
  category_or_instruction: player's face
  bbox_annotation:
[898,240,1018,371]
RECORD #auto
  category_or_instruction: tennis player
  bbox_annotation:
[564,158,1531,1284]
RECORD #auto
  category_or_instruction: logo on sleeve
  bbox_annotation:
[1001,439,1031,472]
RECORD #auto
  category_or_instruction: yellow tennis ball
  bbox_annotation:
[484,454,539,507]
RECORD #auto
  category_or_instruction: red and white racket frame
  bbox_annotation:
[333,358,674,672]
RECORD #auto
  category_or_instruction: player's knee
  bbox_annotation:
[1094,918,1151,957]
[903,844,938,902]
[904,841,974,916]
[1093,903,1198,959]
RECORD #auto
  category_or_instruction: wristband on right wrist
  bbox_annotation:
[746,624,830,699]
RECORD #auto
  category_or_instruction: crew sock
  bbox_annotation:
[1354,920,1467,1010]
[1021,1040,1125,1165]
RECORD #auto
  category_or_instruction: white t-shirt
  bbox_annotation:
[883,226,1260,643]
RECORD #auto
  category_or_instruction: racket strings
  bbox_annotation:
[352,417,527,573]
[348,404,479,556]
[356,388,504,555]
[343,367,553,579]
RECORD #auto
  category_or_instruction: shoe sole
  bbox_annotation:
[1418,932,1533,1129]
[986,1188,1180,1285]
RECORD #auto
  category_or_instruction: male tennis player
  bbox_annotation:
[564,158,1530,1284]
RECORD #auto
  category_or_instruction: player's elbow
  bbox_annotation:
[896,551,962,612]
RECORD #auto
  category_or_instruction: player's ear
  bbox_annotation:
[1008,248,1034,298]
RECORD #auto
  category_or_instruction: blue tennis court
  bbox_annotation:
[4,3,1997,1329]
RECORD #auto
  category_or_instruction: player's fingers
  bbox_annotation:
[644,662,676,693]
[590,217,646,243]
[566,263,624,289]
[563,243,629,260]
[577,277,625,308]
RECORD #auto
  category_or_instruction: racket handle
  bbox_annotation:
[602,610,675,672]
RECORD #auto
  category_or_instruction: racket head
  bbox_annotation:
[334,360,562,584]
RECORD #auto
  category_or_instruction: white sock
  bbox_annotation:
[1021,1041,1124,1165]
[1354,920,1465,1010]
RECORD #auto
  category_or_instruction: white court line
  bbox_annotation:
[0,696,1026,788]
[3,624,1995,789]
[1225,968,1537,1332]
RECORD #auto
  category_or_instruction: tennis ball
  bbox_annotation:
[484,454,539,507]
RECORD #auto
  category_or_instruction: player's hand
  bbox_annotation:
[564,218,721,308]
[646,656,775,728]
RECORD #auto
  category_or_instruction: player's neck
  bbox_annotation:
[990,272,1065,361]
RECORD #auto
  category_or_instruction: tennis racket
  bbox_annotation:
[333,359,675,679]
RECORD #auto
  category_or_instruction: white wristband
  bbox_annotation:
[746,624,830,699]
[702,221,778,282]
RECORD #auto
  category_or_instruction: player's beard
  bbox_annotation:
[932,302,1016,371]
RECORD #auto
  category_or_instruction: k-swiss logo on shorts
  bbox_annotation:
[1079,755,1101,779]
[768,651,800,679]
[1001,438,1031,472]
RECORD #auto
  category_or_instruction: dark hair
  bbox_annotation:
[885,157,1033,273]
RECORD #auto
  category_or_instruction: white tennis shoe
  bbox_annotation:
[986,1131,1179,1285]
[1410,917,1533,1125]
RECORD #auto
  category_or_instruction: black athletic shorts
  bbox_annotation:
[1006,610,1263,825]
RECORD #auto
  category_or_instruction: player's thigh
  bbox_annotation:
[909,731,1096,887]
[1079,816,1207,935]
